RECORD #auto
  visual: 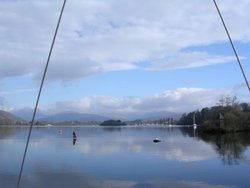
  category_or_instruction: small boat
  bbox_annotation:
[153,138,161,143]
[193,113,197,129]
[73,131,77,139]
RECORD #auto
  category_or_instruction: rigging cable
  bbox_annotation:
[16,0,67,187]
[213,0,250,93]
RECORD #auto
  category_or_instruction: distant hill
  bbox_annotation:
[37,112,111,122]
[11,107,47,121]
[0,110,27,125]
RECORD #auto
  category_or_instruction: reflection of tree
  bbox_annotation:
[200,133,250,165]
[179,127,197,138]
[179,127,250,165]
[101,126,121,132]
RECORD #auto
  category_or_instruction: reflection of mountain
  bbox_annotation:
[0,110,27,125]
[0,126,22,139]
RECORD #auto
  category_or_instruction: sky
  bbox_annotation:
[0,0,250,117]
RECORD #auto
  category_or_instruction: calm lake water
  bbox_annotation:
[0,125,250,188]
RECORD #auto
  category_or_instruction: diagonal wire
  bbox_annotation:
[16,0,67,187]
[213,0,250,93]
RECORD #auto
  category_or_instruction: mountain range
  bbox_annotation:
[0,110,27,125]
[37,112,111,122]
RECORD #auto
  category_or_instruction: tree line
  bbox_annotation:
[178,95,250,132]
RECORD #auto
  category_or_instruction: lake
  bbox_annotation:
[0,125,250,188]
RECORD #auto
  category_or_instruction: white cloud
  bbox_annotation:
[43,87,230,116]
[148,52,237,70]
[1,0,250,82]
[46,97,93,113]
[129,88,228,113]
[0,88,35,97]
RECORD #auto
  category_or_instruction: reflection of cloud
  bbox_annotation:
[163,147,212,162]
[0,169,237,188]
[80,142,91,154]
[0,127,246,187]
[160,138,215,162]
[75,134,215,162]
[0,127,216,163]
[153,180,238,188]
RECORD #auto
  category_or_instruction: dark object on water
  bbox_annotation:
[73,131,77,138]
[73,131,77,145]
[73,138,77,145]
[153,138,161,143]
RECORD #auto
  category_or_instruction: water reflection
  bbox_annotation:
[1,126,250,188]
[101,126,122,132]
[0,167,237,188]
[0,126,23,139]
[180,126,250,165]
[74,127,215,162]
[200,132,250,165]
[1,126,250,165]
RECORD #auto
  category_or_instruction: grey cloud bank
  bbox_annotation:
[1,0,249,82]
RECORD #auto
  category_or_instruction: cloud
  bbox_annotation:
[148,52,237,70]
[0,88,36,97]
[43,87,229,116]
[0,96,4,108]
[0,89,8,111]
[1,0,250,82]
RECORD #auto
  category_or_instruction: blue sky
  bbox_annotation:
[1,0,250,117]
